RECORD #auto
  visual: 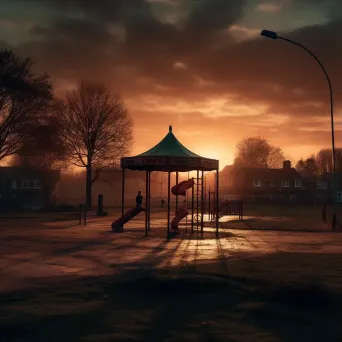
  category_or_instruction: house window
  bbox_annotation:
[295,179,302,187]
[21,180,42,189]
[270,182,275,187]
[317,181,327,190]
[282,180,290,187]
[253,180,262,187]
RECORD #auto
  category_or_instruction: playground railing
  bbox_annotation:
[211,200,243,221]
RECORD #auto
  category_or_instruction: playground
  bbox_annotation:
[110,125,336,238]
[111,125,243,239]
[1,127,342,341]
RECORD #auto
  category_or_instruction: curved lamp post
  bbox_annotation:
[261,29,337,229]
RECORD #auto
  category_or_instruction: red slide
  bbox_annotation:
[111,206,145,232]
[171,179,195,196]
[171,208,189,230]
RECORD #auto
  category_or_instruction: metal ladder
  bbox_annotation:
[194,176,202,231]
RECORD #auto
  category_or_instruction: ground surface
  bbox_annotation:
[1,213,342,341]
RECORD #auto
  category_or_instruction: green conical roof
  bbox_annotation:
[137,125,201,158]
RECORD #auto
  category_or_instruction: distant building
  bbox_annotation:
[0,167,60,211]
[219,160,306,203]
[306,173,342,204]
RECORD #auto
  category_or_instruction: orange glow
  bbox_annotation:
[2,0,336,174]
[195,147,234,170]
[198,148,221,160]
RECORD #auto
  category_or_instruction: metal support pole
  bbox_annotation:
[145,171,148,237]
[204,175,207,219]
[196,170,199,231]
[191,178,194,233]
[278,36,337,230]
[216,169,219,238]
[208,189,211,222]
[262,31,337,229]
[213,190,215,222]
[167,172,171,239]
[121,168,125,232]
[148,171,151,231]
[176,171,179,212]
[83,204,86,226]
[240,200,243,220]
[187,171,190,211]
[201,170,204,238]
[79,204,82,225]
[186,174,189,210]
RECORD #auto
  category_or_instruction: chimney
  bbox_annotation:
[283,160,291,169]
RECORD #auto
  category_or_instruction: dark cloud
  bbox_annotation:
[185,0,247,32]
[14,0,248,92]
[294,0,342,20]
[3,0,342,159]
[0,40,11,49]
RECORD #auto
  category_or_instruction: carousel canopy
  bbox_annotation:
[121,125,219,172]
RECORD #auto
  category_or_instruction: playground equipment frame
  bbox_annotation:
[120,126,220,239]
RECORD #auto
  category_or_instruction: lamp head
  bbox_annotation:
[261,29,278,39]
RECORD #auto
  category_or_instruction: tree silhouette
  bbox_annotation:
[0,49,52,161]
[295,156,318,178]
[13,114,67,171]
[10,114,67,208]
[315,148,342,175]
[235,136,285,168]
[56,82,133,209]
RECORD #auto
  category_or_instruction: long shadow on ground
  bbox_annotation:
[1,252,342,342]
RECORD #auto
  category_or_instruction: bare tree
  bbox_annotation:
[235,136,285,168]
[56,82,133,209]
[315,148,342,175]
[295,156,318,178]
[0,50,52,161]
[316,149,333,175]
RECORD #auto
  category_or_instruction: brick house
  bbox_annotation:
[0,167,60,211]
[220,160,306,203]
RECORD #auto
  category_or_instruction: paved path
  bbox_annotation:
[1,216,342,292]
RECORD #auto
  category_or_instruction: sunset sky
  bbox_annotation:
[1,0,341,168]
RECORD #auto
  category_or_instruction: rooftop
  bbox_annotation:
[121,126,219,172]
[136,125,201,158]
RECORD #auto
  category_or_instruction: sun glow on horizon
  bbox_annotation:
[198,148,220,160]
[196,147,234,170]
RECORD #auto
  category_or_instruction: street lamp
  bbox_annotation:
[261,29,337,230]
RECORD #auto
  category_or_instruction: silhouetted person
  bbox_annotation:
[161,198,165,207]
[136,191,143,207]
